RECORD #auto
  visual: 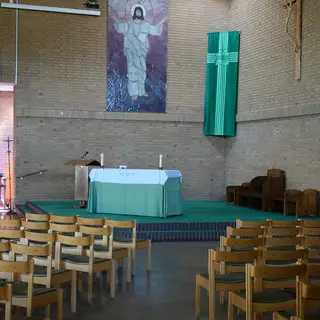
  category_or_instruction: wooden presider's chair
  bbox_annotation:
[236,169,285,211]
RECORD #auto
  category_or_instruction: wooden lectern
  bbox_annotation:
[64,159,101,208]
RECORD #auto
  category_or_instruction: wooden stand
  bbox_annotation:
[64,159,101,208]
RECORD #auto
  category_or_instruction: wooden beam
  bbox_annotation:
[295,0,302,80]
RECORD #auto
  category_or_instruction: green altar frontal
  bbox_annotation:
[87,169,183,218]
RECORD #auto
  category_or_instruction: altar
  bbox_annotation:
[87,168,183,218]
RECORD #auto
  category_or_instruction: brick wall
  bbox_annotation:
[0,0,230,202]
[226,0,320,189]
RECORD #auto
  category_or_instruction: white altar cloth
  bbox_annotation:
[89,168,182,186]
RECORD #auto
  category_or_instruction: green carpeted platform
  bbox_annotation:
[29,200,320,223]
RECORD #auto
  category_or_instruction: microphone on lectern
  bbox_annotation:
[81,151,89,160]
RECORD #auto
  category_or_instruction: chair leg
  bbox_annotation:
[195,283,201,318]
[4,285,12,320]
[110,260,116,299]
[126,249,132,283]
[220,291,225,305]
[209,289,215,320]
[118,258,124,268]
[228,293,234,320]
[71,270,77,313]
[88,272,93,306]
[147,240,152,272]
[132,248,136,276]
[254,313,261,320]
[57,288,63,320]
[78,272,83,293]
[45,305,50,319]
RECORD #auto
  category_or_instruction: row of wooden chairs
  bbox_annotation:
[196,219,320,320]
[3,212,152,277]
[197,248,320,320]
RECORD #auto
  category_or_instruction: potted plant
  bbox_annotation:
[83,0,99,9]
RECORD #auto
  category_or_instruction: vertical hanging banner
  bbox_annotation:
[107,0,168,113]
[203,31,240,137]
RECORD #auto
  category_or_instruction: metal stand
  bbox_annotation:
[3,137,13,214]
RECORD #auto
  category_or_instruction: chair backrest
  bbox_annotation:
[49,222,78,234]
[249,176,268,193]
[236,219,269,229]
[264,236,302,249]
[261,249,308,264]
[77,216,105,226]
[210,249,259,275]
[227,226,264,238]
[299,189,319,215]
[24,230,56,245]
[266,169,285,196]
[267,220,300,228]
[300,227,320,237]
[0,229,25,241]
[25,212,50,222]
[21,220,49,231]
[56,233,92,247]
[263,227,300,237]
[0,219,21,230]
[247,263,303,287]
[49,214,77,224]
[105,219,136,247]
[221,236,263,250]
[299,220,320,228]
[0,259,34,283]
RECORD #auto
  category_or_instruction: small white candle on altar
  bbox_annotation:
[100,153,104,167]
[159,154,163,169]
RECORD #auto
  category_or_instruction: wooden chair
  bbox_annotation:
[0,230,25,260]
[297,189,319,218]
[196,249,259,320]
[25,213,50,222]
[268,189,302,215]
[11,242,76,313]
[298,263,320,320]
[235,219,269,229]
[79,225,130,283]
[0,258,63,319]
[55,233,115,305]
[105,218,151,276]
[260,249,307,290]
[0,242,12,320]
[228,263,303,320]
[299,236,320,263]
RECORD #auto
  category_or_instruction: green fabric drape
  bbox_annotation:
[203,31,240,137]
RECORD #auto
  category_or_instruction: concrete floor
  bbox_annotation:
[3,242,320,320]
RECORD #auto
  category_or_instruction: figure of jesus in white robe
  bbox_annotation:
[113,7,165,100]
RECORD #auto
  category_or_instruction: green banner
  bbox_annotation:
[203,31,240,137]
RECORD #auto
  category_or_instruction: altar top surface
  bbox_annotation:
[89,168,182,185]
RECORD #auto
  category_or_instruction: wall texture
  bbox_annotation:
[227,0,320,189]
[0,0,230,202]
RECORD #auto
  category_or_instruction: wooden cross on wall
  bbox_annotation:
[283,0,302,81]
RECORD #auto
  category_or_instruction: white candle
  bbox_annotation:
[159,154,163,168]
[100,153,104,167]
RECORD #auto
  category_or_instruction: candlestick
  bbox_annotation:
[100,153,104,167]
[159,154,163,169]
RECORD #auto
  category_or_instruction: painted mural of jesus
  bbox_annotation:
[110,5,167,101]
